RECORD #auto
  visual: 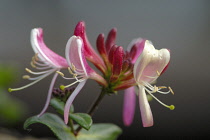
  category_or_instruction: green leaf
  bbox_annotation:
[77,123,122,140]
[24,113,76,140]
[50,98,92,130]
[70,113,92,130]
[50,98,74,114]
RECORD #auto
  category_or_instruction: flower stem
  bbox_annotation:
[68,118,76,136]
[75,89,106,135]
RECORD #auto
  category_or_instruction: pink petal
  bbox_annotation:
[127,38,145,64]
[64,80,87,124]
[74,21,106,73]
[123,86,136,126]
[134,40,170,84]
[65,36,94,77]
[110,46,124,81]
[38,72,59,117]
[105,28,117,54]
[31,28,68,68]
[138,85,153,127]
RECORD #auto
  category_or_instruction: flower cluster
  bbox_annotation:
[9,21,174,127]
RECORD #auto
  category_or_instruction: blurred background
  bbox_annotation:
[0,0,210,139]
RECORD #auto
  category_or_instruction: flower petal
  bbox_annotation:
[110,46,124,81]
[134,40,170,84]
[105,28,117,54]
[31,28,68,68]
[138,85,153,127]
[64,80,87,124]
[38,72,59,117]
[65,36,94,77]
[123,86,136,126]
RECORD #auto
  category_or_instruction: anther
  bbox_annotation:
[156,71,160,76]
[71,63,76,71]
[25,68,32,73]
[56,71,65,77]
[158,86,167,89]
[68,67,74,75]
[22,75,30,79]
[30,61,36,68]
[153,85,158,93]
[168,86,174,95]
[34,53,39,61]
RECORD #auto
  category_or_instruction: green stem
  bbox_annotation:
[68,118,76,136]
[75,89,106,135]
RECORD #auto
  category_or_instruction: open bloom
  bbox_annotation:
[123,40,174,127]
[59,36,107,124]
[9,28,69,116]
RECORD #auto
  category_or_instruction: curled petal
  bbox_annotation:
[66,36,94,77]
[66,36,107,87]
[31,28,68,68]
[134,40,170,84]
[123,86,136,126]
[64,80,87,124]
[138,85,153,127]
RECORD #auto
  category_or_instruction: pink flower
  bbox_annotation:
[123,40,175,127]
[60,36,107,124]
[9,28,69,116]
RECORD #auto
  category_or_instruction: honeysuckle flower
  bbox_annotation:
[126,40,174,127]
[8,28,69,116]
[60,36,107,124]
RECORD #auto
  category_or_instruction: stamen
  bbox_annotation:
[168,86,174,95]
[60,81,79,90]
[30,61,36,68]
[145,88,175,110]
[157,71,160,76]
[8,70,54,92]
[22,75,30,79]
[34,53,39,61]
[71,63,76,72]
[25,68,53,75]
[68,67,74,75]
[56,71,65,77]
[35,66,51,70]
[59,78,85,90]
[158,86,167,89]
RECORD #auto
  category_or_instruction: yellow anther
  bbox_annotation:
[22,75,30,79]
[156,70,161,76]
[34,53,39,61]
[158,86,167,89]
[25,68,32,73]
[56,71,64,77]
[30,61,36,68]
[73,74,78,78]
[71,63,77,71]
[153,85,158,93]
[168,86,174,95]
[68,67,74,75]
